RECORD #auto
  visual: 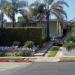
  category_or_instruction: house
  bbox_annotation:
[36,19,63,38]
[49,19,63,37]
[0,19,63,38]
[0,7,63,38]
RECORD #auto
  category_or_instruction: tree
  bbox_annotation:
[0,0,9,28]
[4,0,28,27]
[4,0,17,27]
[50,0,69,34]
[30,1,41,17]
[45,0,69,39]
[30,0,69,40]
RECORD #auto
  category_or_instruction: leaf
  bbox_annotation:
[58,9,67,19]
[55,0,69,7]
[51,2,67,19]
[44,0,54,5]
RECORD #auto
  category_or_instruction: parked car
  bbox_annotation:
[51,36,63,46]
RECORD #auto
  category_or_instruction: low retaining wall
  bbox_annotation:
[60,56,75,62]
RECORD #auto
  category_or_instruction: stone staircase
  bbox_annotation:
[34,42,53,56]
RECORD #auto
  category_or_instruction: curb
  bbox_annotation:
[59,60,75,62]
[0,60,32,62]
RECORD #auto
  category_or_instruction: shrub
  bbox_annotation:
[20,50,32,57]
[24,41,34,48]
[64,40,75,46]
[0,49,5,57]
[52,46,59,51]
[64,40,75,50]
[0,27,43,46]
[12,41,21,46]
[39,36,47,47]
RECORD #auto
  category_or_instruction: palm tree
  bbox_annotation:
[30,1,45,22]
[44,0,69,40]
[30,0,69,40]
[4,0,28,27]
[43,0,54,40]
[30,1,41,17]
[50,0,69,36]
[0,0,8,28]
[4,0,18,27]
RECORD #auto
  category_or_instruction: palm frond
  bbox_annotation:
[51,4,67,19]
[51,3,63,10]
[37,3,46,13]
[51,10,63,20]
[51,9,66,27]
[30,1,40,7]
[44,0,54,5]
[57,9,67,19]
[55,0,69,7]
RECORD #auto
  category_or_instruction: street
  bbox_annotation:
[0,62,75,75]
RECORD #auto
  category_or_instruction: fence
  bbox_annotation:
[62,48,75,56]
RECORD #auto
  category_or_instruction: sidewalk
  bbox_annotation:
[32,51,62,62]
[56,51,63,58]
[33,57,60,62]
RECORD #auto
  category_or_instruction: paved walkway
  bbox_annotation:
[33,57,60,62]
[56,51,63,58]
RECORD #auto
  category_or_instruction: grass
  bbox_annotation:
[0,57,24,60]
[48,46,59,57]
[0,56,38,60]
[48,51,58,57]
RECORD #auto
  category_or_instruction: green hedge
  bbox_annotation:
[0,27,45,46]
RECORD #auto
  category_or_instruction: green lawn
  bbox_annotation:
[48,51,58,57]
[0,57,24,60]
[48,46,59,57]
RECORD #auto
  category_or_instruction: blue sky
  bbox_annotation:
[27,0,75,21]
[64,0,75,20]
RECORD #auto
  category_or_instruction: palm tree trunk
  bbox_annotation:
[57,20,59,35]
[12,8,15,28]
[12,0,16,27]
[57,20,63,37]
[46,10,50,40]
[1,12,4,28]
